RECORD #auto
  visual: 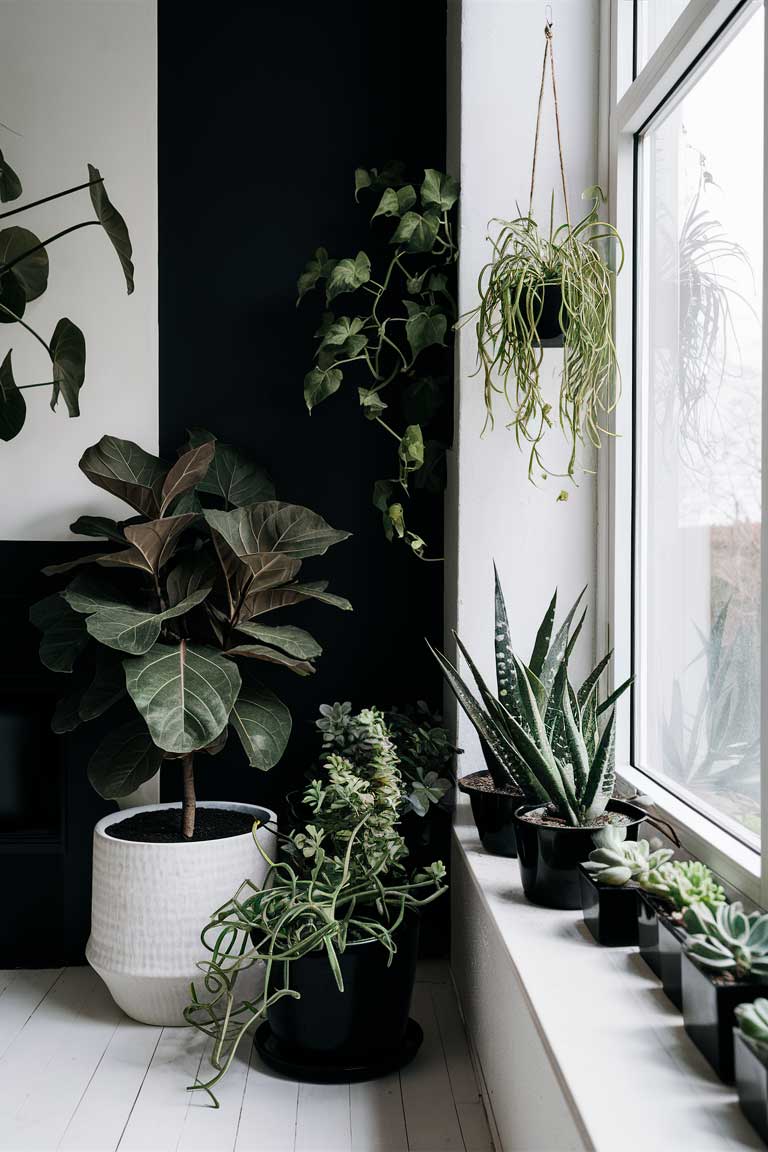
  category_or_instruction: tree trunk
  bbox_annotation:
[181,753,196,839]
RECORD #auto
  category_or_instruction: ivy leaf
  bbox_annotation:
[428,272,449,295]
[383,502,406,541]
[402,376,445,425]
[88,164,134,294]
[391,212,439,254]
[0,349,25,441]
[319,316,368,358]
[404,304,447,359]
[49,318,86,417]
[358,388,386,420]
[414,439,447,493]
[354,168,372,201]
[420,169,459,212]
[297,246,337,303]
[372,185,416,220]
[304,366,343,410]
[326,251,371,302]
[0,149,22,202]
[399,424,424,473]
[373,479,395,512]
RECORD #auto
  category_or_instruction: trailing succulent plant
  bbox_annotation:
[583,826,673,887]
[641,859,726,914]
[430,566,631,828]
[297,163,458,558]
[30,430,351,838]
[0,145,133,441]
[736,998,768,1052]
[683,901,768,980]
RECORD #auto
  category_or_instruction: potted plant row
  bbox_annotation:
[185,705,447,1104]
[31,429,352,1025]
[431,566,642,909]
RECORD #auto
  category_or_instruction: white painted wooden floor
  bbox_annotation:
[0,963,493,1152]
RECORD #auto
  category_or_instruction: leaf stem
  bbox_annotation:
[0,219,100,276]
[0,300,51,355]
[0,176,104,222]
[375,416,402,444]
[17,379,60,390]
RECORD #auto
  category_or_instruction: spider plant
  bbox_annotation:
[472,188,624,480]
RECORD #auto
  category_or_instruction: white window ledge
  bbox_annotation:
[450,795,763,1151]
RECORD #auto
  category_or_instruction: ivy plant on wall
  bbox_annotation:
[297,163,458,558]
[0,143,133,442]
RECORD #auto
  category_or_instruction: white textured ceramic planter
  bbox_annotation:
[86,800,275,1026]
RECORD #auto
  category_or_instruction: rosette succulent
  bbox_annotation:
[640,859,726,914]
[684,902,768,979]
[583,827,673,886]
[736,998,768,1052]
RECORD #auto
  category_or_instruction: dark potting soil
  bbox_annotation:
[520,807,633,830]
[106,807,256,844]
[458,770,522,797]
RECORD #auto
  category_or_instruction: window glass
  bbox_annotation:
[636,8,763,845]
[635,0,691,74]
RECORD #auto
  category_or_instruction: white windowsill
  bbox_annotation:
[452,795,763,1151]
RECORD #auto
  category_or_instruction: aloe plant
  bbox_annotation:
[641,859,726,914]
[684,901,768,979]
[736,998,768,1052]
[430,568,631,828]
[30,430,351,838]
[583,827,673,886]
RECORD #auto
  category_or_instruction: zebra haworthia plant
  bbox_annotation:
[583,826,673,887]
[684,902,768,980]
[430,567,632,828]
[30,430,352,838]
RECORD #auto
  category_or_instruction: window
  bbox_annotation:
[604,0,766,899]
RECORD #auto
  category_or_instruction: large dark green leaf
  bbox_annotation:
[88,164,134,294]
[391,212,439,253]
[88,718,163,799]
[234,622,321,659]
[69,515,126,544]
[245,579,352,617]
[0,264,27,323]
[326,251,371,302]
[124,641,241,754]
[197,441,275,507]
[49,318,86,417]
[226,644,315,676]
[0,350,25,441]
[79,657,125,721]
[229,670,291,770]
[0,149,22,202]
[84,588,210,656]
[205,502,350,562]
[29,593,88,672]
[0,226,48,300]
[420,169,459,212]
[160,442,214,515]
[166,553,217,609]
[79,435,168,517]
[123,514,197,574]
[52,686,85,734]
[42,543,151,577]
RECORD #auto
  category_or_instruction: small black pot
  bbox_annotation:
[264,913,420,1077]
[458,770,523,858]
[578,866,639,946]
[519,281,568,346]
[681,951,768,1082]
[637,891,686,1008]
[734,1029,768,1144]
[513,800,646,910]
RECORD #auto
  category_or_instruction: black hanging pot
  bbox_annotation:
[513,800,646,909]
[256,913,422,1082]
[518,280,568,347]
[458,769,523,858]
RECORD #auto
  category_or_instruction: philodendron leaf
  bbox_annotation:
[88,164,134,294]
[0,350,25,441]
[79,435,168,518]
[159,442,214,515]
[29,594,88,672]
[123,514,197,574]
[297,247,337,303]
[326,251,371,302]
[196,441,275,507]
[404,304,447,359]
[0,226,48,300]
[391,211,439,253]
[49,318,86,417]
[234,622,321,659]
[124,641,241,754]
[84,588,211,656]
[229,670,291,770]
[420,169,459,212]
[305,366,342,410]
[0,149,22,202]
[205,502,351,561]
[372,185,416,220]
[88,718,163,799]
[69,516,125,544]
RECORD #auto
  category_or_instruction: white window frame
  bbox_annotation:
[598,0,768,905]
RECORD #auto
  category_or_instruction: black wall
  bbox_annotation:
[158,0,449,811]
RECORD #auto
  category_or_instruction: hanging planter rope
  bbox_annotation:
[470,15,624,481]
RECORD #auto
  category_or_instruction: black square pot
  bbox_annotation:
[681,951,768,1082]
[578,866,639,946]
[734,1029,768,1144]
[637,891,685,1008]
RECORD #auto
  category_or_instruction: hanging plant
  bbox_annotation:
[470,22,624,480]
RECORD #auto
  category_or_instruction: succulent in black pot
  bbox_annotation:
[578,829,673,946]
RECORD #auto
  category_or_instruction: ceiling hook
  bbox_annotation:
[545,3,553,28]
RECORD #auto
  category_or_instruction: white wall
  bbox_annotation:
[446,0,600,764]
[0,0,157,540]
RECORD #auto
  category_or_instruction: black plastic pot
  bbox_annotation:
[519,281,568,346]
[261,913,421,1080]
[637,891,686,1008]
[513,800,646,910]
[681,951,768,1082]
[734,1029,768,1144]
[458,770,523,858]
[578,866,639,946]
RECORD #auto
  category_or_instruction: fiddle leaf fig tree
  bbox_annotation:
[31,430,352,839]
[0,146,133,442]
[297,163,458,558]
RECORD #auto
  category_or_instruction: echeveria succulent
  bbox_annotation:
[583,826,673,886]
[684,901,768,980]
